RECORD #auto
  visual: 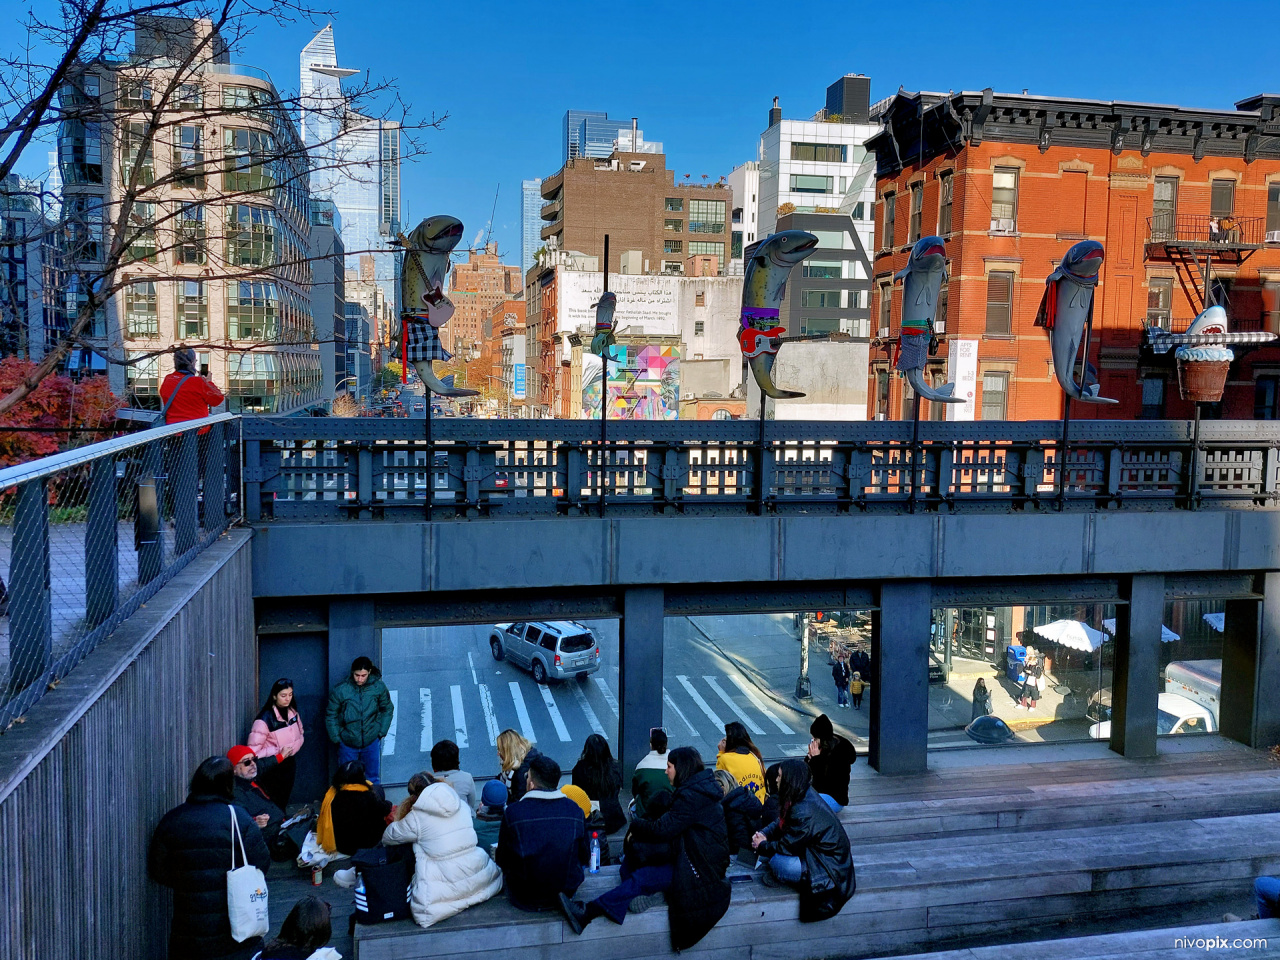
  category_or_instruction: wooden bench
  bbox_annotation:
[354,812,1280,960]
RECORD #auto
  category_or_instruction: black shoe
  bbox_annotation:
[560,892,590,935]
[628,892,665,914]
[759,870,786,888]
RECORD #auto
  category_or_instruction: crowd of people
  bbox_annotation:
[147,657,860,960]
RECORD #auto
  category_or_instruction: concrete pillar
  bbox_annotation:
[328,599,378,689]
[1110,574,1165,759]
[870,580,932,775]
[1221,573,1280,748]
[618,587,664,779]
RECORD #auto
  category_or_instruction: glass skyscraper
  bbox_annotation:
[563,109,634,161]
[521,179,542,275]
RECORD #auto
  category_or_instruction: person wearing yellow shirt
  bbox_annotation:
[715,722,767,802]
[848,672,868,710]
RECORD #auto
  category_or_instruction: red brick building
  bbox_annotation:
[867,90,1280,421]
[447,242,522,356]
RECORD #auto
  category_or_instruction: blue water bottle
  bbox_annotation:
[589,832,601,874]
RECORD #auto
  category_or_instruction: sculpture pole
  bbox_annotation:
[601,236,609,515]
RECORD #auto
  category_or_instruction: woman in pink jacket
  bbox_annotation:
[249,678,305,808]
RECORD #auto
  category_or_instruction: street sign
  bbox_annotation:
[513,363,527,400]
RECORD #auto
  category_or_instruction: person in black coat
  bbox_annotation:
[227,746,283,843]
[805,714,857,808]
[571,733,627,834]
[752,759,855,923]
[831,655,851,708]
[149,756,272,960]
[329,761,392,855]
[971,678,993,722]
[714,769,766,865]
[562,747,730,950]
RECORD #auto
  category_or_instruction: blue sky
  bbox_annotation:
[17,0,1280,264]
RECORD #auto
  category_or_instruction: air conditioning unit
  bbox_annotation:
[1266,230,1280,243]
[990,218,1015,233]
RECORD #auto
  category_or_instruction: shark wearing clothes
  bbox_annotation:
[589,291,619,361]
[739,230,819,399]
[392,214,479,397]
[893,236,964,405]
[1034,240,1117,404]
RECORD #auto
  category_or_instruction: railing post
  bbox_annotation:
[136,441,163,585]
[173,430,198,554]
[203,421,227,531]
[358,445,373,520]
[85,456,118,629]
[244,439,262,522]
[9,478,51,694]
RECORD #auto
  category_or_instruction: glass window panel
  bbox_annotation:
[992,167,1019,222]
[985,271,1014,334]
[790,174,834,194]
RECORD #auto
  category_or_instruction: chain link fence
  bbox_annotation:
[0,414,241,729]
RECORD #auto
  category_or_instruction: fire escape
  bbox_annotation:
[1145,214,1265,323]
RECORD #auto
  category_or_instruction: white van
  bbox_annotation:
[1164,659,1221,723]
[1088,692,1216,739]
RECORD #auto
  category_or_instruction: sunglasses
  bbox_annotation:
[275,678,293,688]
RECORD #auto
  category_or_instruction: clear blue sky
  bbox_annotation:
[18,0,1280,264]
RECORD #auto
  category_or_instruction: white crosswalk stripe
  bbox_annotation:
[663,686,698,737]
[383,690,398,755]
[593,677,620,718]
[540,685,572,741]
[703,676,766,737]
[478,684,500,745]
[677,675,725,730]
[450,684,469,748]
[729,675,795,735]
[509,681,537,742]
[572,682,608,740]
[419,688,433,752]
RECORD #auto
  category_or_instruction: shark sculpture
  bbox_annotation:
[739,231,819,400]
[391,215,479,397]
[893,236,963,405]
[1034,240,1116,404]
[589,291,619,360]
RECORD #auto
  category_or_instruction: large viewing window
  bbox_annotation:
[790,174,833,194]
[790,142,847,162]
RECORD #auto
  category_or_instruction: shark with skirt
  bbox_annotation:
[1034,240,1117,404]
[893,235,964,405]
[589,291,620,361]
[739,230,819,399]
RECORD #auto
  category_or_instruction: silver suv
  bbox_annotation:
[490,621,602,684]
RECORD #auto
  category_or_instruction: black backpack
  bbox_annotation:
[349,845,414,927]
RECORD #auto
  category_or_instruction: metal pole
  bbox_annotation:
[424,388,433,520]
[757,379,768,516]
[1057,398,1073,510]
[1188,402,1203,507]
[601,234,609,517]
[908,391,922,513]
[796,615,812,700]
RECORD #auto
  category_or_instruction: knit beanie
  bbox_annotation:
[481,779,508,808]
[809,714,834,740]
[559,784,592,819]
[226,745,255,766]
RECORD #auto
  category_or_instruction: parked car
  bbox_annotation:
[1088,692,1216,739]
[490,621,602,684]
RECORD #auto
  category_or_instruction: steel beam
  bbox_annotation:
[618,587,664,779]
[1110,574,1166,759]
[870,580,932,775]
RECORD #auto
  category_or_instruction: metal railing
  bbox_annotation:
[1147,214,1266,247]
[0,414,241,728]
[240,418,1280,520]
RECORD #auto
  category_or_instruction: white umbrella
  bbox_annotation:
[1032,619,1109,653]
[1101,618,1180,643]
[1203,612,1225,633]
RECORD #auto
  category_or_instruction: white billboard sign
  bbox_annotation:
[946,338,979,421]
[559,271,679,335]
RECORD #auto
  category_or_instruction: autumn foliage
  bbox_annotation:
[0,358,121,468]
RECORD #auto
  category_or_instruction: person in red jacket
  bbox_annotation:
[159,347,224,428]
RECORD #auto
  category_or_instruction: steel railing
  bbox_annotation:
[0,414,241,728]
[1147,214,1266,247]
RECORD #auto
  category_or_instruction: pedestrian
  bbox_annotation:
[248,678,304,809]
[256,896,341,959]
[715,721,767,802]
[560,746,731,951]
[318,761,392,861]
[227,746,283,844]
[630,728,670,819]
[572,733,627,834]
[474,779,507,853]
[496,729,539,804]
[430,739,478,814]
[379,772,503,928]
[324,657,394,784]
[848,671,867,710]
[971,678,992,722]
[832,655,851,708]
[159,346,225,428]
[715,769,766,866]
[497,754,588,912]
[148,756,272,960]
[806,714,857,809]
[751,759,856,922]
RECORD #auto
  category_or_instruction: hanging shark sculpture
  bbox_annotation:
[894,235,964,405]
[589,291,619,360]
[1034,240,1117,404]
[740,230,819,399]
[391,215,479,397]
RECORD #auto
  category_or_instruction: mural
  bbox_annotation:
[582,342,681,420]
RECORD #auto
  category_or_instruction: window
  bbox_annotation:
[732,207,743,224]
[226,204,277,266]
[800,317,840,335]
[119,121,154,186]
[909,182,924,242]
[664,240,683,254]
[1255,376,1280,419]
[175,203,206,265]
[790,142,847,162]
[1140,377,1166,419]
[664,219,683,232]
[176,280,208,338]
[661,260,684,275]
[688,242,724,259]
[900,377,915,420]
[731,231,743,260]
[222,84,270,115]
[1147,277,1173,326]
[688,199,725,234]
[175,83,203,108]
[981,371,1009,420]
[937,282,949,335]
[120,80,153,109]
[59,119,102,184]
[851,201,866,220]
[125,281,158,337]
[929,372,948,421]
[1268,184,1280,237]
[790,174,834,194]
[665,198,684,212]
[804,260,842,280]
[226,281,280,340]
[801,290,840,308]
[126,350,159,398]
[524,626,542,646]
[875,369,889,419]
[991,167,1018,229]
[65,195,104,260]
[878,281,892,336]
[1210,179,1235,219]
[695,292,705,306]
[226,351,281,412]
[1153,177,1178,241]
[539,631,557,651]
[938,172,953,236]
[223,127,276,192]
[711,408,732,420]
[125,202,156,262]
[694,320,704,336]
[882,193,896,249]
[811,230,845,249]
[173,125,204,188]
[985,271,1014,334]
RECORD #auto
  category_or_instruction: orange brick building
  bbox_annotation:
[446,242,522,356]
[867,90,1280,421]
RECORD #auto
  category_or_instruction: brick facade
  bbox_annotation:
[446,242,521,355]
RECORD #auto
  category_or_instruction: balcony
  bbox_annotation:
[540,198,561,221]
[1147,215,1265,251]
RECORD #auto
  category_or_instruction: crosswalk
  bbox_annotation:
[381,669,799,762]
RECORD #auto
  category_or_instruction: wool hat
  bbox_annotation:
[226,745,255,766]
[559,784,592,819]
[809,714,834,740]
[481,779,508,808]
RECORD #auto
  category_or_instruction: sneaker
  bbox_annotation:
[1223,913,1243,923]
[628,893,665,914]
[560,892,588,936]
[333,867,357,889]
[758,870,787,888]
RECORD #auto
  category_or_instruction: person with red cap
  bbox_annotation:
[227,746,283,843]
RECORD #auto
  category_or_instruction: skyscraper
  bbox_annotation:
[521,179,542,276]
[563,109,638,161]
[301,25,402,312]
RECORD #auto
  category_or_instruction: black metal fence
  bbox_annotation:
[0,414,241,729]
[1148,214,1266,246]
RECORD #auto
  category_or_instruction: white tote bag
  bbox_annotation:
[226,806,270,942]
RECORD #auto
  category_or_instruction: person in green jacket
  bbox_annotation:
[325,656,394,783]
[630,728,671,818]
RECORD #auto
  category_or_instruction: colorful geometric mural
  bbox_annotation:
[582,341,681,420]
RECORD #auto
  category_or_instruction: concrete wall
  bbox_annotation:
[0,531,255,960]
[747,339,869,420]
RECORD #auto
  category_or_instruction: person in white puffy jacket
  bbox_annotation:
[380,777,503,928]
